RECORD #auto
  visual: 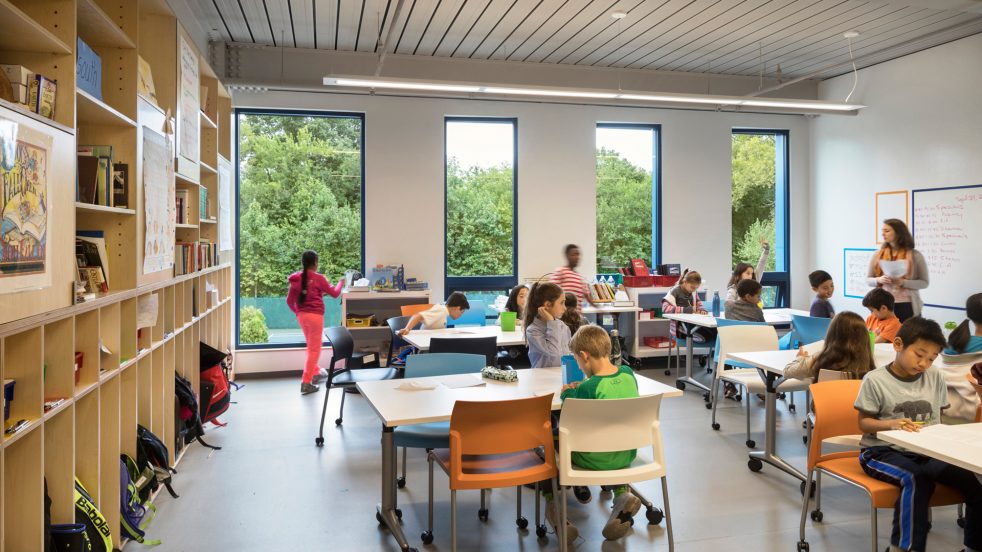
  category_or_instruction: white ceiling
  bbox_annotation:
[192,0,982,79]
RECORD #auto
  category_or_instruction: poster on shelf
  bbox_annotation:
[0,115,52,293]
[142,127,175,274]
[178,34,199,163]
[218,156,232,251]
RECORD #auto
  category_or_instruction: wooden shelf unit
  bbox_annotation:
[0,0,235,549]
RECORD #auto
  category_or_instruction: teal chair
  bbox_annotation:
[791,314,832,346]
[393,353,486,489]
[447,300,487,327]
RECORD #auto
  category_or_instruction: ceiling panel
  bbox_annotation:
[188,0,982,79]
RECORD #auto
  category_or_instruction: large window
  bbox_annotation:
[731,130,789,306]
[595,124,661,271]
[236,110,364,347]
[444,118,517,300]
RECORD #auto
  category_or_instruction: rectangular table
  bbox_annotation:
[357,368,682,552]
[662,308,808,393]
[400,325,526,351]
[879,423,982,474]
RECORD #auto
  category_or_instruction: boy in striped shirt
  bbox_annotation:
[552,244,596,307]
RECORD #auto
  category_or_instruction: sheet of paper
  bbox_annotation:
[137,293,159,329]
[440,375,486,389]
[879,260,908,278]
[396,380,438,391]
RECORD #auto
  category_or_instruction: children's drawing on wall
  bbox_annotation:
[0,116,52,292]
[142,126,175,274]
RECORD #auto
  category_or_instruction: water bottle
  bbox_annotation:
[610,329,622,365]
[711,290,721,317]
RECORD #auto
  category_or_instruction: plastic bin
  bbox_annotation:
[623,275,654,288]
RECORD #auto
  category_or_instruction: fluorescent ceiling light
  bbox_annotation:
[322,76,865,113]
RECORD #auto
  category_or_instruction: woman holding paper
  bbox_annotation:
[866,219,930,322]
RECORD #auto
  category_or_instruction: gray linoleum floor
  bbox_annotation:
[139,361,968,552]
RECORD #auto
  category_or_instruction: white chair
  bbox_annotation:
[710,325,809,448]
[557,395,674,551]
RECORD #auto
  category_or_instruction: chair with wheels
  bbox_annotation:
[401,303,433,317]
[797,380,965,552]
[393,353,486,491]
[448,300,487,327]
[427,395,558,551]
[802,369,863,447]
[430,336,498,367]
[557,395,675,551]
[710,325,809,448]
[315,326,399,446]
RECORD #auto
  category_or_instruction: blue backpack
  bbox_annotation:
[119,459,160,546]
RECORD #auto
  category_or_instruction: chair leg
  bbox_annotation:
[451,489,458,552]
[399,447,407,488]
[799,468,814,545]
[661,476,674,552]
[516,485,528,529]
[710,377,721,429]
[815,471,822,512]
[558,480,568,552]
[336,389,347,426]
[315,380,332,446]
[869,502,878,552]
[745,389,754,448]
[535,482,543,536]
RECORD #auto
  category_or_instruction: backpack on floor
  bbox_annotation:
[174,374,220,450]
[73,478,113,552]
[199,342,232,425]
[119,458,160,546]
[51,524,91,552]
[121,454,157,504]
[137,425,179,499]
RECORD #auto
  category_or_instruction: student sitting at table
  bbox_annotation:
[560,292,586,335]
[939,292,982,423]
[725,239,769,304]
[662,268,714,341]
[524,282,571,368]
[503,284,528,319]
[808,270,836,318]
[397,292,470,336]
[725,279,765,322]
[785,311,876,382]
[863,288,902,344]
[541,324,643,543]
[855,317,982,552]
[945,292,982,356]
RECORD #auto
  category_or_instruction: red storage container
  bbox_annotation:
[655,275,678,287]
[643,336,671,349]
[623,275,654,288]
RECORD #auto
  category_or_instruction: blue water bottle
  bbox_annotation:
[711,290,721,317]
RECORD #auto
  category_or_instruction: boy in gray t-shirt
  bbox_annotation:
[854,317,982,552]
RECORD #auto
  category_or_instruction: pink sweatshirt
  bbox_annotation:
[286,270,343,315]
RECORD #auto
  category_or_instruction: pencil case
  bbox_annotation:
[481,366,518,383]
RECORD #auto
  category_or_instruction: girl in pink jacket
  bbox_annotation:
[287,250,343,394]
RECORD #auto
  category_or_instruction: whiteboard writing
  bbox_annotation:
[913,185,982,310]
[844,248,876,299]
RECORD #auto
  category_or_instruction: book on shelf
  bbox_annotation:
[76,37,102,100]
[76,231,110,291]
[112,163,129,208]
[175,189,189,223]
[77,145,113,206]
[27,74,57,120]
[174,240,219,276]
[0,64,33,106]
[199,186,208,219]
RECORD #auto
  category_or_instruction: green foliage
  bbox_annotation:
[595,147,653,268]
[446,158,514,277]
[735,218,776,272]
[239,306,269,344]
[731,134,777,268]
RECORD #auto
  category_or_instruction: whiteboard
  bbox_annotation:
[844,248,876,299]
[875,191,908,243]
[912,185,982,310]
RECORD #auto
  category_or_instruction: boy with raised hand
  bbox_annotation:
[855,317,982,552]
[549,324,641,542]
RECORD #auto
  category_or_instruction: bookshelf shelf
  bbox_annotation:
[0,98,74,135]
[200,218,217,225]
[176,173,200,187]
[0,0,73,54]
[76,89,137,127]
[77,0,136,49]
[75,202,136,215]
[176,223,197,229]
[199,161,217,174]
[200,110,217,129]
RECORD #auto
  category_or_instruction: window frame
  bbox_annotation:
[443,116,519,294]
[234,108,366,350]
[731,128,790,307]
[595,122,663,267]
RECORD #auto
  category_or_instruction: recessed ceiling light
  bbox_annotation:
[843,31,860,39]
[611,10,627,19]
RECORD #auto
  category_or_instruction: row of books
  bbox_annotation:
[77,144,128,208]
[174,240,218,276]
[176,188,212,223]
[75,232,110,302]
[0,64,56,120]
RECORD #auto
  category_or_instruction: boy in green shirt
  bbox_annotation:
[547,324,641,542]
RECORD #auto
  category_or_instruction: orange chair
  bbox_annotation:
[401,303,433,317]
[427,395,558,551]
[968,371,982,422]
[797,380,965,552]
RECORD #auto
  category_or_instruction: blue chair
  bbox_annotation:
[447,300,487,327]
[791,315,832,347]
[393,353,486,489]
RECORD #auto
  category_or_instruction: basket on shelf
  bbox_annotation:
[623,275,654,288]
[345,313,377,327]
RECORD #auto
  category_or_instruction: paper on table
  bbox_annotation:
[879,260,908,278]
[440,375,486,389]
[396,380,438,391]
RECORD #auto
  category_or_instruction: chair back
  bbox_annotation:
[405,353,485,378]
[968,371,982,422]
[792,314,832,346]
[324,326,354,360]
[714,325,778,380]
[558,395,667,478]
[806,379,863,469]
[401,304,433,317]
[817,369,851,382]
[448,300,487,327]
[448,395,557,488]
[713,318,767,364]
[430,336,498,366]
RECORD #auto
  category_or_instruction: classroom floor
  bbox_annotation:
[146,361,968,551]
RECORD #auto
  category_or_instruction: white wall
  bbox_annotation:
[234,91,813,308]
[811,34,982,322]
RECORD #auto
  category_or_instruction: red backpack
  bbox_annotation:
[199,342,232,426]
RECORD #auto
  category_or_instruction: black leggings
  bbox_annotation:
[895,302,915,322]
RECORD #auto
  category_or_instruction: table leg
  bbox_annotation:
[748,372,805,482]
[379,425,416,551]
[676,334,709,393]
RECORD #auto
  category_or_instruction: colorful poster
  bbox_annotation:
[178,34,199,163]
[143,127,175,274]
[218,156,232,251]
[1,116,52,292]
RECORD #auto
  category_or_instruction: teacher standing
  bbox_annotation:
[866,219,930,322]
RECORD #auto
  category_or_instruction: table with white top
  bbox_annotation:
[357,368,682,552]
[879,423,982,474]
[400,325,526,351]
[662,308,808,394]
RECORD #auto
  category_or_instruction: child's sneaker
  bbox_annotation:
[545,498,578,547]
[602,491,641,540]
[301,383,320,395]
[311,368,330,384]
[724,382,738,400]
[573,486,592,504]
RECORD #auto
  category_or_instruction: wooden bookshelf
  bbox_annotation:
[0,0,234,548]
